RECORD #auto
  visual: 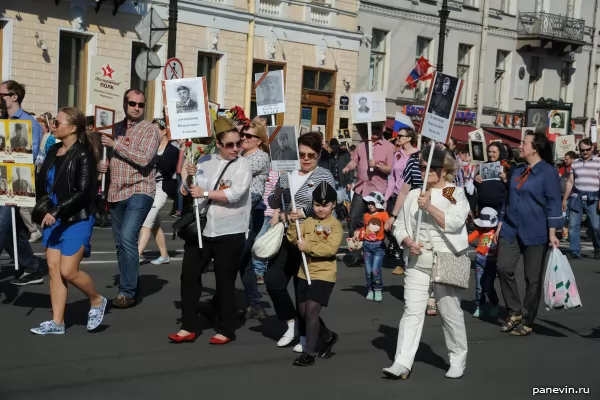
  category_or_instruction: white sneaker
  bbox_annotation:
[29,230,42,243]
[277,334,295,347]
[382,363,410,379]
[293,343,303,353]
[445,366,464,379]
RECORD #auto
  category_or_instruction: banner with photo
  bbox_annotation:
[0,120,34,164]
[89,56,128,122]
[468,129,487,163]
[94,106,116,137]
[268,125,300,171]
[420,71,463,143]
[480,161,501,181]
[556,135,576,159]
[163,77,211,140]
[255,70,285,115]
[0,163,36,207]
[548,110,569,136]
[350,91,386,123]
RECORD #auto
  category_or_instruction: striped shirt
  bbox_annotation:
[108,119,161,203]
[263,169,280,217]
[402,152,423,190]
[268,166,335,220]
[570,156,600,195]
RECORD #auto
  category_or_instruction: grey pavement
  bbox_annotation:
[0,206,599,399]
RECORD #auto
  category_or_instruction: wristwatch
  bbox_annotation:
[203,191,209,199]
[391,213,398,219]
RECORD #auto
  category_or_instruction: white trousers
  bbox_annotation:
[394,252,468,371]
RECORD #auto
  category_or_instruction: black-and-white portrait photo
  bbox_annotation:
[0,165,7,192]
[94,106,115,129]
[337,129,343,139]
[255,70,285,115]
[526,108,549,134]
[175,85,198,114]
[356,94,373,121]
[12,166,33,193]
[270,127,298,161]
[481,161,501,181]
[551,111,566,128]
[344,129,351,139]
[10,123,29,149]
[471,141,485,162]
[312,125,325,135]
[427,73,459,119]
[0,123,6,150]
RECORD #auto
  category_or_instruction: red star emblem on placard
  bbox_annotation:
[102,64,115,79]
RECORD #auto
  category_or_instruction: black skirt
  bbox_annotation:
[297,278,335,307]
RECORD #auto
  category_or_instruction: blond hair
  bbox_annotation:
[443,153,457,182]
[249,121,269,154]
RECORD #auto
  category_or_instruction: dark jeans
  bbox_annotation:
[363,240,385,290]
[176,175,183,213]
[497,236,548,326]
[181,233,245,337]
[474,255,499,307]
[110,194,153,298]
[0,206,39,273]
[265,236,301,321]
[239,208,265,310]
[386,195,404,264]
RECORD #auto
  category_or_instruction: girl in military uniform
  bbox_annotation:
[287,181,343,366]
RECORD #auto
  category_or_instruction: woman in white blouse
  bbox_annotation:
[383,147,470,379]
[169,117,252,345]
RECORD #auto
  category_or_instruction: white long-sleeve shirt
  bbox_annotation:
[187,154,252,238]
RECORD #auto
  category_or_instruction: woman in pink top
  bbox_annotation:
[384,127,419,275]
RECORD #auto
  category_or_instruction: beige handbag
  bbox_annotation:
[423,216,470,290]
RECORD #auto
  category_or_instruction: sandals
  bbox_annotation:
[500,315,523,333]
[510,323,532,336]
[426,302,438,316]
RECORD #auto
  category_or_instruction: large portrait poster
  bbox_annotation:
[89,56,128,122]
[0,120,34,163]
[421,71,463,143]
[548,110,569,136]
[163,77,211,140]
[350,91,386,123]
[255,70,286,115]
[0,163,36,207]
[94,106,116,137]
[268,125,299,171]
[468,129,487,163]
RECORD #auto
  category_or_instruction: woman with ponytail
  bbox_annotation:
[30,107,106,335]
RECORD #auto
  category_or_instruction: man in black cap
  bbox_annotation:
[176,85,198,113]
[287,181,342,366]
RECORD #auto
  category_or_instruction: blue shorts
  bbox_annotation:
[42,216,95,257]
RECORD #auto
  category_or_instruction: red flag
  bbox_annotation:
[405,56,433,89]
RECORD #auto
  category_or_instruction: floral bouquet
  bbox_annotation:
[201,106,250,155]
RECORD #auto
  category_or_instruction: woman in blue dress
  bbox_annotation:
[30,107,106,335]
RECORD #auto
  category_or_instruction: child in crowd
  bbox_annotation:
[468,207,500,318]
[288,181,343,366]
[354,191,389,302]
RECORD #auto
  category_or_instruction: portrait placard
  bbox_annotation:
[255,70,285,115]
[350,91,386,123]
[548,110,568,136]
[480,161,501,181]
[0,120,34,164]
[468,129,487,163]
[0,163,36,207]
[268,125,300,171]
[94,106,115,137]
[421,71,463,143]
[312,125,326,136]
[556,135,576,159]
[163,77,211,140]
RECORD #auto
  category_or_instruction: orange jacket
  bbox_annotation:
[468,228,497,257]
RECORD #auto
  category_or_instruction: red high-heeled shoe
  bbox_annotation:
[168,332,196,343]
[209,335,234,345]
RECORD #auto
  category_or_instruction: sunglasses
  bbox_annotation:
[220,140,243,150]
[419,165,440,171]
[299,151,318,160]
[54,120,69,128]
[127,101,145,108]
[580,147,592,152]
[0,92,14,98]
[242,133,258,140]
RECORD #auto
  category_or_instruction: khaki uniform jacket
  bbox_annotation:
[287,215,343,283]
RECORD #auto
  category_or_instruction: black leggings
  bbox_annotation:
[297,301,331,355]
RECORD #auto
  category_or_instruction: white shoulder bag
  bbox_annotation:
[252,222,285,261]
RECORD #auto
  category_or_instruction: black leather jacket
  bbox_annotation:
[36,141,98,222]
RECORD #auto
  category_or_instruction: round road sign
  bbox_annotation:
[164,57,185,80]
[135,50,161,81]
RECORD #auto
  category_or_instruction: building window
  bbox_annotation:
[302,69,334,92]
[301,67,336,140]
[560,61,573,102]
[369,29,387,91]
[58,32,88,110]
[462,0,477,7]
[198,53,220,102]
[528,56,541,101]
[457,44,472,106]
[414,37,432,101]
[251,60,285,123]
[494,50,509,110]
[500,0,511,13]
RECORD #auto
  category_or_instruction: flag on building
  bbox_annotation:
[405,56,433,89]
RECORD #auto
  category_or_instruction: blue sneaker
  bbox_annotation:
[151,256,170,265]
[31,320,65,335]
[87,296,108,331]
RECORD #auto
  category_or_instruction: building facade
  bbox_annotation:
[357,0,599,145]
[1,0,361,140]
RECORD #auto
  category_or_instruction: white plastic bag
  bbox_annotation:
[543,248,582,311]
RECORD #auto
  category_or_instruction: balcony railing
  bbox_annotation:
[517,12,585,43]
[257,0,282,17]
[310,7,331,25]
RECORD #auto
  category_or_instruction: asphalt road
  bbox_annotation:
[0,205,598,400]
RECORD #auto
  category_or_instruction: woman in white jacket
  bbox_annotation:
[383,146,470,380]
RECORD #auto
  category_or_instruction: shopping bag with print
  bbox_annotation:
[543,248,582,311]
